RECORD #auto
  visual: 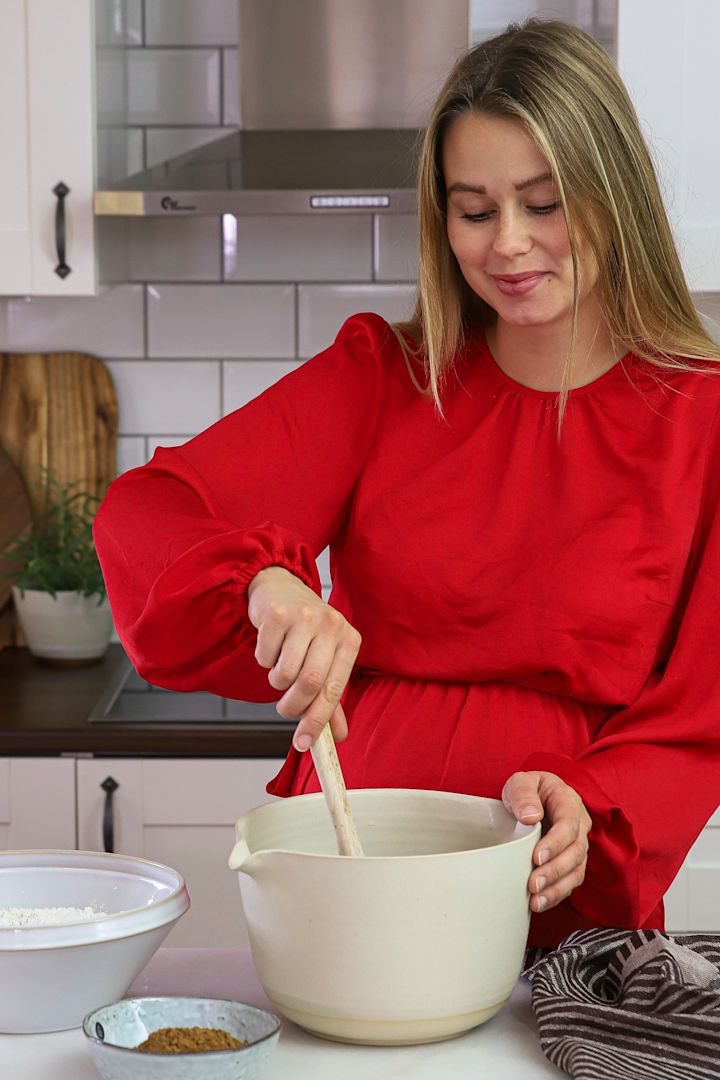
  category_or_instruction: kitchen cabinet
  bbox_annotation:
[2,750,719,936]
[616,0,720,291]
[0,757,75,849]
[663,806,720,933]
[76,757,280,947]
[0,0,128,296]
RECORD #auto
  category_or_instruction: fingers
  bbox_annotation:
[253,601,289,671]
[249,571,362,749]
[269,623,332,694]
[328,702,349,743]
[528,779,592,912]
[529,837,589,912]
[503,770,593,914]
[501,772,545,825]
[274,615,358,718]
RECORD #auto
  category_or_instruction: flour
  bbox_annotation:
[0,906,101,927]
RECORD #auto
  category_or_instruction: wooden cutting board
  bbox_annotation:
[0,449,32,607]
[0,352,118,647]
[0,352,117,517]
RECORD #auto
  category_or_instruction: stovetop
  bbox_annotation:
[88,654,289,729]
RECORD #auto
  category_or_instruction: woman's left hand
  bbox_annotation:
[501,770,592,913]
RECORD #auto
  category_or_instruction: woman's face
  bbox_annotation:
[442,112,599,328]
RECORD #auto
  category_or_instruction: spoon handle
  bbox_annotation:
[310,725,365,857]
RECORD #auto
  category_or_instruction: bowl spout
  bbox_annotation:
[228,838,253,874]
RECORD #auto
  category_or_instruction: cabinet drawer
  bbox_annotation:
[0,758,75,849]
[0,760,10,823]
[142,759,279,825]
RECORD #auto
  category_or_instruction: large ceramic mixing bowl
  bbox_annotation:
[229,788,539,1046]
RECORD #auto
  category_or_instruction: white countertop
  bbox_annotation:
[0,948,561,1078]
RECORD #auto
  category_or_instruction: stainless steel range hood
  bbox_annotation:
[94,0,470,217]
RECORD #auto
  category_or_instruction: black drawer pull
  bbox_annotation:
[53,181,71,279]
[100,775,119,853]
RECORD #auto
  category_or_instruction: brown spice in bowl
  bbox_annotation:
[136,1026,248,1053]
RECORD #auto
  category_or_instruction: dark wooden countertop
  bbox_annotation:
[0,644,293,757]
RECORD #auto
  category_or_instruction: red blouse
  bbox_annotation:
[93,313,720,947]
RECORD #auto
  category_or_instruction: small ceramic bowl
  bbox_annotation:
[83,996,281,1080]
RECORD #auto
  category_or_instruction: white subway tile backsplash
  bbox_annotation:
[129,218,221,282]
[96,128,144,188]
[96,48,129,127]
[148,284,295,357]
[374,215,419,282]
[147,435,195,456]
[297,284,416,357]
[106,360,221,436]
[95,0,143,46]
[223,360,300,413]
[145,127,236,169]
[223,47,240,127]
[694,293,720,344]
[97,218,131,287]
[225,216,372,282]
[128,49,221,125]
[145,0,238,46]
[1,285,144,357]
[116,436,148,476]
[317,547,331,588]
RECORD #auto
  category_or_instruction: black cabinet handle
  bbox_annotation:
[52,181,71,279]
[100,776,119,853]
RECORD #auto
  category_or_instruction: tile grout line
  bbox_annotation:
[294,284,299,360]
[142,284,149,358]
[218,46,224,126]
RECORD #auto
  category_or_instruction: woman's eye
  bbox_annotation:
[460,202,560,222]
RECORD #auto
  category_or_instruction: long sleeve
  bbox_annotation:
[523,402,720,929]
[93,313,390,700]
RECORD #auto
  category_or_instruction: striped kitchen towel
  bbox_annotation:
[523,928,720,1079]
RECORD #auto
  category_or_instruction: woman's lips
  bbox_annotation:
[493,272,548,296]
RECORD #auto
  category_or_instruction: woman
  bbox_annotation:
[93,19,720,947]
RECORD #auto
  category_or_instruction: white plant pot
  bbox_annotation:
[12,587,114,662]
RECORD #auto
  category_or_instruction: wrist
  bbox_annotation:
[247,564,291,600]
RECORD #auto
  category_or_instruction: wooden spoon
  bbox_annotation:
[310,725,364,856]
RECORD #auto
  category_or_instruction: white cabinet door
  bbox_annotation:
[0,2,33,294]
[664,805,720,933]
[617,0,720,291]
[76,758,282,947]
[0,0,97,295]
[0,758,76,850]
[663,866,689,933]
[26,0,97,295]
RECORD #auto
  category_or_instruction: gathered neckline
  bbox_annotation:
[477,333,633,400]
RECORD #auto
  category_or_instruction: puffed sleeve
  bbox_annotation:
[93,313,390,700]
[522,401,720,929]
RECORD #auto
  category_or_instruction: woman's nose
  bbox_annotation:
[491,210,532,258]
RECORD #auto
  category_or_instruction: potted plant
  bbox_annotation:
[2,472,113,665]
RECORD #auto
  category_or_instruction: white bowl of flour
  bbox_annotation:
[0,850,190,1032]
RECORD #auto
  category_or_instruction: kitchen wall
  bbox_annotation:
[0,0,421,594]
[0,0,719,594]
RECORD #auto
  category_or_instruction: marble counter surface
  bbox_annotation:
[0,947,561,1078]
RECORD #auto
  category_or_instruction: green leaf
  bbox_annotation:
[1,472,107,599]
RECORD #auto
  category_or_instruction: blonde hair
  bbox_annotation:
[392,18,720,428]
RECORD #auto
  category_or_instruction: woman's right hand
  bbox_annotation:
[246,566,362,753]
